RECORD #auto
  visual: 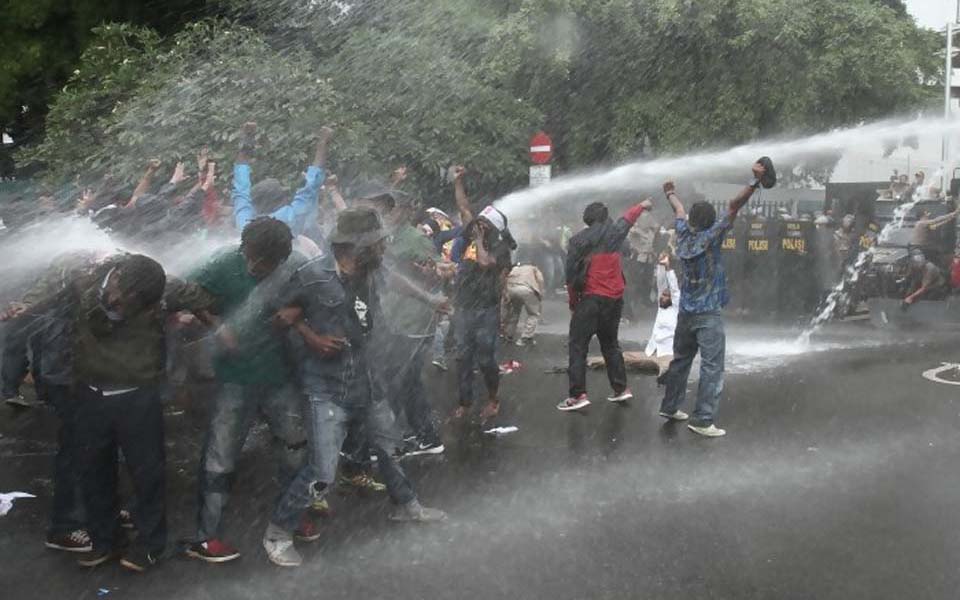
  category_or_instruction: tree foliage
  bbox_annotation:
[17,0,945,194]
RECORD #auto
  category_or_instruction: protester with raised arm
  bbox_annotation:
[657,160,772,437]
[232,122,332,235]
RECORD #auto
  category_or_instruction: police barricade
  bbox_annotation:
[743,218,778,314]
[777,219,817,317]
[719,215,748,311]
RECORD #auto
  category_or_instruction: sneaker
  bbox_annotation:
[658,410,690,421]
[77,548,116,568]
[120,549,158,572]
[337,472,386,495]
[388,499,447,522]
[403,437,445,457]
[295,516,322,543]
[308,497,331,519]
[557,394,590,412]
[607,389,634,403]
[4,394,31,408]
[687,423,726,437]
[46,530,92,553]
[185,539,241,563]
[119,509,135,530]
[263,523,301,568]
[431,359,448,372]
[515,337,536,347]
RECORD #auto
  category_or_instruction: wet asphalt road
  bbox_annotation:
[1,302,959,600]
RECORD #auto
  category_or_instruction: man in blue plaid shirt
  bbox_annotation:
[657,161,768,437]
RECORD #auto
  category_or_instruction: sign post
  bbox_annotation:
[529,131,553,187]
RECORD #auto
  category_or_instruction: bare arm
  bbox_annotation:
[325,174,348,212]
[663,181,686,220]
[728,162,767,219]
[312,126,333,168]
[125,159,161,209]
[452,165,473,223]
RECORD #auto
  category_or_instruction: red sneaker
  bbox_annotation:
[185,539,241,563]
[295,516,322,543]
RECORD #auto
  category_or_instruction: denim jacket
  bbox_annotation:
[280,255,384,406]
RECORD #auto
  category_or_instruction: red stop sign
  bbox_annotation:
[529,132,552,165]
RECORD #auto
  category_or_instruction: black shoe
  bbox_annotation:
[120,548,159,573]
[77,548,116,568]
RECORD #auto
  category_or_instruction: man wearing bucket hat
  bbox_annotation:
[657,159,773,437]
[264,207,446,568]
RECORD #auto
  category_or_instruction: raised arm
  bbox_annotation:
[271,126,333,234]
[233,121,258,230]
[452,165,473,224]
[663,181,687,220]
[728,162,767,219]
[324,174,348,212]
[124,159,161,210]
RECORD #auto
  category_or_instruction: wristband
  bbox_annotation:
[748,178,761,189]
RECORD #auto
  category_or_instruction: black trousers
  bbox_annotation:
[47,384,86,535]
[75,385,166,554]
[568,295,627,398]
[1,314,43,400]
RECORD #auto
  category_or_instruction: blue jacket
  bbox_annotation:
[233,164,326,235]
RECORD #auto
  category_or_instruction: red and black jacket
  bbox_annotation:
[565,204,646,308]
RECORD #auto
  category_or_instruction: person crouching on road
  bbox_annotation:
[657,161,768,437]
[559,197,654,411]
[504,263,544,346]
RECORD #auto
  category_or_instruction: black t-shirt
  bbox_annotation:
[455,239,513,309]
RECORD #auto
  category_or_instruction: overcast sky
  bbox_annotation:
[904,0,955,29]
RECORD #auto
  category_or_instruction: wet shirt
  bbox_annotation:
[453,237,513,309]
[190,248,291,386]
[280,255,383,407]
[382,226,440,337]
[675,215,731,314]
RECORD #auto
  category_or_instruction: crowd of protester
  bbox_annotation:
[0,124,821,575]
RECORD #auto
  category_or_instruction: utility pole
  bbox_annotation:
[945,20,955,193]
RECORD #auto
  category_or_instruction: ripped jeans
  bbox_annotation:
[196,383,306,541]
[271,394,415,532]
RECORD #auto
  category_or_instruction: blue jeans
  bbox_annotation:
[659,311,725,427]
[271,395,415,532]
[196,384,306,541]
[431,316,450,363]
[454,306,500,407]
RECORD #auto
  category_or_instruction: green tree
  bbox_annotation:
[0,0,210,176]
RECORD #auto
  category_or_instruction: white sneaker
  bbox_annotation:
[607,389,633,403]
[4,394,31,407]
[557,394,590,411]
[687,423,726,437]
[263,523,302,567]
[658,410,689,421]
[388,499,447,522]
